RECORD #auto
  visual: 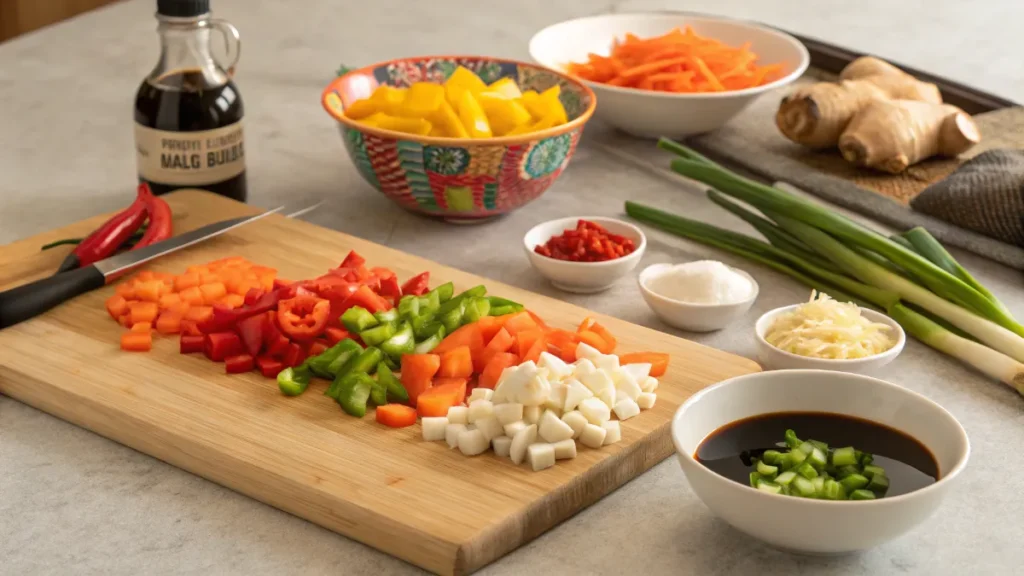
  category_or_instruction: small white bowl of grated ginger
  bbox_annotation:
[754,292,906,374]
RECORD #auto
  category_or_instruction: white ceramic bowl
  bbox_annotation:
[529,12,810,138]
[672,369,969,554]
[637,263,758,332]
[523,216,646,293]
[755,304,906,373]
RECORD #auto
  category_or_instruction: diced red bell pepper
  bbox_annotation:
[502,311,539,335]
[205,331,243,362]
[438,345,474,379]
[379,275,402,302]
[340,250,366,268]
[272,278,294,291]
[417,378,467,417]
[341,284,391,314]
[479,352,519,389]
[243,287,266,306]
[281,342,306,367]
[324,326,350,345]
[201,288,286,333]
[620,352,670,377]
[276,295,331,340]
[400,271,430,296]
[370,267,396,281]
[179,334,205,354]
[237,313,267,357]
[308,340,329,357]
[225,354,255,374]
[256,355,286,378]
[267,334,291,357]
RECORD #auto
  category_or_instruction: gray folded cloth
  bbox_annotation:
[911,149,1024,248]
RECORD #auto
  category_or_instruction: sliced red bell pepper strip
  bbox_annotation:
[276,295,331,340]
[340,250,366,268]
[243,287,265,306]
[400,272,430,296]
[201,288,287,333]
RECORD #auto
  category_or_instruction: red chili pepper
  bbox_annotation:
[533,219,636,262]
[133,183,174,249]
[56,185,150,272]
[276,295,331,340]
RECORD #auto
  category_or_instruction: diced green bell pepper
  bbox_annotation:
[436,285,486,316]
[398,295,420,319]
[412,316,443,340]
[434,282,455,303]
[380,321,415,359]
[463,297,490,323]
[308,338,363,379]
[360,321,396,346]
[413,325,445,354]
[439,301,465,333]
[325,346,383,399]
[342,306,378,332]
[382,354,399,371]
[374,309,399,323]
[369,378,388,406]
[277,365,312,396]
[485,296,523,312]
[488,305,518,316]
[335,372,375,417]
[418,290,441,314]
[376,363,408,403]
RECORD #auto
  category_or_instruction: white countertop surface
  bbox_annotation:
[2,1,1022,574]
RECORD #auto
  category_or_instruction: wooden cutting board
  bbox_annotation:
[0,190,760,575]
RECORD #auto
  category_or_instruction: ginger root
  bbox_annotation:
[775,56,979,173]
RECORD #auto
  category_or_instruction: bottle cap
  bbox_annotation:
[157,0,210,17]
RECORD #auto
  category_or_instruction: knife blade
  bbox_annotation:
[0,203,309,329]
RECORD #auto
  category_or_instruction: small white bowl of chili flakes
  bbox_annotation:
[524,216,646,293]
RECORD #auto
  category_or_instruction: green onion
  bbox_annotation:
[756,480,783,495]
[862,464,886,479]
[832,446,858,468]
[809,447,828,470]
[795,462,818,479]
[868,473,890,494]
[784,429,802,449]
[823,478,845,500]
[849,489,876,501]
[775,471,797,486]
[791,476,816,497]
[762,450,783,466]
[756,460,778,478]
[903,227,1009,314]
[840,473,870,491]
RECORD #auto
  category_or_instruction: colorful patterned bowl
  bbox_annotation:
[322,56,596,221]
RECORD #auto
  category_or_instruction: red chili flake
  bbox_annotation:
[533,219,637,262]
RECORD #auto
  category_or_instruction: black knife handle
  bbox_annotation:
[0,265,106,329]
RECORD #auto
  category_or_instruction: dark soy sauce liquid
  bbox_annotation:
[134,69,247,201]
[696,412,939,497]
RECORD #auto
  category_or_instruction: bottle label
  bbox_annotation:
[134,120,245,186]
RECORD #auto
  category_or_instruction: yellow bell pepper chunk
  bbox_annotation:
[477,92,532,136]
[444,66,488,109]
[456,91,492,138]
[343,97,377,120]
[487,77,522,99]
[521,86,566,125]
[368,86,408,115]
[374,115,433,136]
[429,100,469,138]
[358,112,390,127]
[398,82,446,118]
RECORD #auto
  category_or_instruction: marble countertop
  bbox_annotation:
[2,1,1022,574]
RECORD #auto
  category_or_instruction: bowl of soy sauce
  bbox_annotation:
[671,370,969,555]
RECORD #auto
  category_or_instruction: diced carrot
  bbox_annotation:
[155,312,183,334]
[208,256,247,269]
[234,279,261,297]
[153,271,176,285]
[250,265,276,276]
[166,301,191,316]
[178,286,204,306]
[135,270,155,282]
[199,271,219,285]
[578,329,613,354]
[120,331,152,352]
[478,352,518,389]
[432,323,485,357]
[158,292,182,310]
[184,305,214,325]
[620,352,670,377]
[258,274,276,291]
[115,281,136,300]
[477,316,505,343]
[522,334,547,364]
[400,354,441,405]
[174,271,201,292]
[129,301,159,324]
[217,293,245,309]
[199,282,227,304]
[417,378,467,417]
[106,294,129,319]
[438,345,473,379]
[376,403,418,428]
[502,311,538,335]
[180,320,204,337]
[131,321,152,333]
[515,329,543,358]
[134,280,163,302]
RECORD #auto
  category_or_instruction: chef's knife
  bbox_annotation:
[0,203,318,329]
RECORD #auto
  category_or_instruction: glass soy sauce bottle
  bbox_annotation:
[134,0,247,201]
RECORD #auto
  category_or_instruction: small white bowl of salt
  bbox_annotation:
[637,261,758,332]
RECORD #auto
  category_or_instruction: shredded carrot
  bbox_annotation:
[565,26,785,93]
